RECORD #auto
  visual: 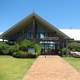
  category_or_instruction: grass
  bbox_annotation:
[0,55,35,80]
[63,56,80,71]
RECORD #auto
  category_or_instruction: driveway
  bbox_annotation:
[23,56,80,80]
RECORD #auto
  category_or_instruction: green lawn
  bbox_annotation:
[0,56,35,80]
[63,57,80,71]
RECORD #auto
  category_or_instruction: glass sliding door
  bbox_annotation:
[40,41,56,55]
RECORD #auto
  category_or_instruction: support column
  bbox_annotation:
[65,39,69,55]
[32,16,37,41]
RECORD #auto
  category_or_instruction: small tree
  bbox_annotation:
[68,42,80,51]
[0,42,10,55]
[61,48,70,56]
[33,43,41,56]
[19,39,33,51]
[9,44,19,55]
[13,40,41,58]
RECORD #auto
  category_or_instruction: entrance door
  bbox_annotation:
[40,41,56,55]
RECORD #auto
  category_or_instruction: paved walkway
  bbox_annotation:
[23,56,80,80]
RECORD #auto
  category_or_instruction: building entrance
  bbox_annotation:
[40,41,59,55]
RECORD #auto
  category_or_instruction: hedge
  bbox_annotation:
[0,40,41,58]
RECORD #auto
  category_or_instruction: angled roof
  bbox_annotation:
[0,13,71,39]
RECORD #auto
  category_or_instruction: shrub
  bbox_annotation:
[19,40,33,51]
[61,48,70,56]
[75,47,80,52]
[0,40,41,58]
[18,40,41,57]
[33,43,41,56]
[68,42,80,51]
[12,40,41,58]
[8,44,19,55]
[0,42,10,55]
[12,51,36,58]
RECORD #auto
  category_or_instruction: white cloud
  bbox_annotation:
[60,29,80,40]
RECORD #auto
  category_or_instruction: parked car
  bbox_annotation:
[70,51,80,57]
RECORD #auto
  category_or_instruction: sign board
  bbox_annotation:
[28,48,35,54]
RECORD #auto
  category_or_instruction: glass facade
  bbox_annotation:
[40,41,56,54]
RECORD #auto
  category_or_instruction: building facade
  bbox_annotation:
[0,13,71,55]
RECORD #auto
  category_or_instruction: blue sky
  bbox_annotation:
[0,0,80,32]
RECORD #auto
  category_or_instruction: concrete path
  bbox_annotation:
[23,56,80,80]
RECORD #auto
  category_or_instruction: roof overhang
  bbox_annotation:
[0,13,71,40]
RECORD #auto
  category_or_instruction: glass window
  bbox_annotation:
[27,32,32,39]
[40,33,44,39]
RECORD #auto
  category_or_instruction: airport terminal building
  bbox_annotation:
[0,13,71,54]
